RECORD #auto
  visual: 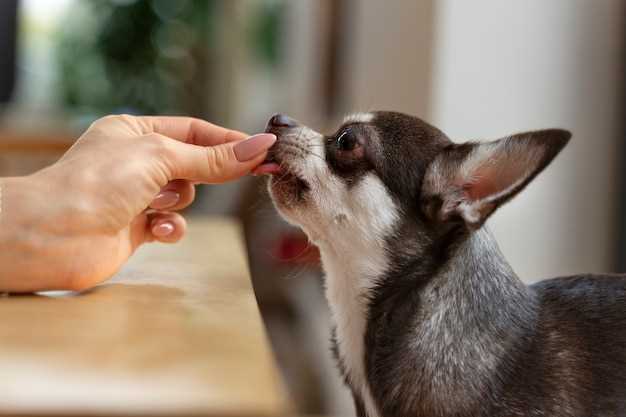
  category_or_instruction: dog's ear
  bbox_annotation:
[422,129,570,229]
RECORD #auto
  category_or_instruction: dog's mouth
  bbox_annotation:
[254,122,285,175]
[254,148,282,175]
[264,149,310,200]
[258,130,310,202]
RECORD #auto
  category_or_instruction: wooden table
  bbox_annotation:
[0,218,290,417]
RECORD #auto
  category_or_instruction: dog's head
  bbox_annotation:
[263,111,569,253]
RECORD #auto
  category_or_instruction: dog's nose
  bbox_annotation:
[268,113,297,129]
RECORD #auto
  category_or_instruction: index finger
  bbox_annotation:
[135,116,248,146]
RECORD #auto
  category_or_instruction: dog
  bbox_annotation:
[260,112,626,417]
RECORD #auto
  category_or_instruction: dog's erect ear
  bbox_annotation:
[422,129,570,229]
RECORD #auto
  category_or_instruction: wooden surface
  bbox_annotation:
[0,131,73,176]
[0,218,290,417]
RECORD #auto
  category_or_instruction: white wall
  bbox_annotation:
[430,0,625,282]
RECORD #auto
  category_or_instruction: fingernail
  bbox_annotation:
[233,133,276,162]
[152,222,175,237]
[150,191,180,209]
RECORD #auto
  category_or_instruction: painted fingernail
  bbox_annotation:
[152,222,175,237]
[150,191,180,209]
[233,133,276,162]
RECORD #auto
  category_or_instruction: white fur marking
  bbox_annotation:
[269,125,396,417]
[319,174,399,417]
[343,112,375,124]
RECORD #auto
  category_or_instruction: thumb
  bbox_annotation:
[164,133,276,183]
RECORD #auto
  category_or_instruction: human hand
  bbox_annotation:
[0,115,275,292]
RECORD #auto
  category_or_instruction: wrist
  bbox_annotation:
[0,175,65,292]
[0,177,38,290]
[0,176,30,243]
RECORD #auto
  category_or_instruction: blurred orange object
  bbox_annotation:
[274,232,321,265]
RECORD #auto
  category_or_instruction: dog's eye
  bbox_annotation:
[336,129,359,151]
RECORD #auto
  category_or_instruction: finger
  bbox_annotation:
[128,212,150,251]
[162,133,276,183]
[147,212,187,244]
[135,116,248,146]
[150,179,195,211]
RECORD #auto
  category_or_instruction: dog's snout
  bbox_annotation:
[268,113,297,129]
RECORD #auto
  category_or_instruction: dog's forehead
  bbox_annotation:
[362,111,453,199]
[338,111,450,146]
[370,112,450,144]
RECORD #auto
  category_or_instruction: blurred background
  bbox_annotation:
[0,0,624,415]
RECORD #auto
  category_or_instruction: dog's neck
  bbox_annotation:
[406,226,537,359]
[410,226,537,330]
[374,227,539,415]
[317,226,538,417]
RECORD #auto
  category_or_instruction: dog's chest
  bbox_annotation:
[322,254,382,417]
[326,268,368,381]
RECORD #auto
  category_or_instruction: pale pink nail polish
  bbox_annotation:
[150,191,180,209]
[152,222,175,237]
[233,133,277,162]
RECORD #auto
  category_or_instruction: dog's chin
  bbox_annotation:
[269,168,310,209]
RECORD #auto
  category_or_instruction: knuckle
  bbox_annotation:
[214,146,232,170]
[86,117,110,134]
[141,133,179,177]
[92,114,129,128]
[141,133,170,154]
[207,145,231,174]
[88,114,137,136]
[91,115,115,127]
